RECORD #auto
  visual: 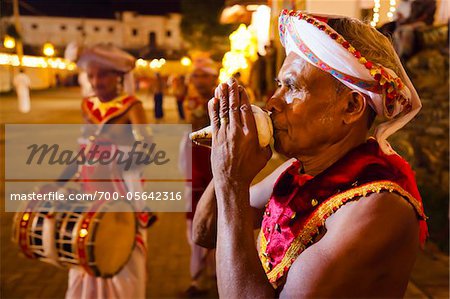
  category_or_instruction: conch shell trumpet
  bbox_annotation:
[189,105,273,147]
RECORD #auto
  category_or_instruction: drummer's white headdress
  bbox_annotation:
[278,10,421,154]
[66,43,136,95]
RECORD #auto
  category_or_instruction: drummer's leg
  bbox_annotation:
[66,268,97,299]
[110,229,147,299]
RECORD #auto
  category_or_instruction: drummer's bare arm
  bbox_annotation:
[192,159,294,249]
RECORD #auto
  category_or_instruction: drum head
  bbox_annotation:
[93,202,136,276]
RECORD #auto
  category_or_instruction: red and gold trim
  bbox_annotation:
[16,201,41,259]
[259,180,426,288]
[82,94,140,124]
[75,201,104,276]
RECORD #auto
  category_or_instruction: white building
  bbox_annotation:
[1,11,184,55]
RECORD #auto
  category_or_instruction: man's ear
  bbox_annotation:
[343,91,366,125]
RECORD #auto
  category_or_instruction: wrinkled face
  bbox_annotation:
[86,62,121,100]
[266,52,348,157]
[190,69,217,97]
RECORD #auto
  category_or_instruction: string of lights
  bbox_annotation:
[370,0,381,27]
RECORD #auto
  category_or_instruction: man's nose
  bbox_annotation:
[266,93,286,113]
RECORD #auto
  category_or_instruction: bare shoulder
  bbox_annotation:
[280,192,420,298]
[325,191,420,240]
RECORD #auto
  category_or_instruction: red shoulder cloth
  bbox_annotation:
[81,95,140,124]
[259,138,427,288]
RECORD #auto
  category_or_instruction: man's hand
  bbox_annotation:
[208,79,272,189]
[207,78,275,298]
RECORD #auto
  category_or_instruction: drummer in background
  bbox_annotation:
[57,43,155,299]
[179,56,218,297]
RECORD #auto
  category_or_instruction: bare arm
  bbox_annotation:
[192,159,294,248]
[280,192,419,298]
[209,80,275,298]
[216,181,275,298]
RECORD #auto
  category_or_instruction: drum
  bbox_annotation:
[56,200,137,277]
[12,200,60,267]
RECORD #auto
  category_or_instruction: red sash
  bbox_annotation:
[259,138,427,288]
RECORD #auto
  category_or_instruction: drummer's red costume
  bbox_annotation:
[64,44,154,299]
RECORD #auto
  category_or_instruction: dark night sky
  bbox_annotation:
[1,0,182,19]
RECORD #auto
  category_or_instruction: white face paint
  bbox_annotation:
[267,52,349,157]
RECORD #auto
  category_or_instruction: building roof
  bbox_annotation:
[0,0,181,19]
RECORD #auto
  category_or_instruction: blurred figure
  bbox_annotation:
[435,0,450,24]
[63,43,152,299]
[393,0,437,59]
[78,71,94,97]
[179,56,218,297]
[263,41,278,101]
[154,72,165,121]
[249,53,267,103]
[170,74,187,121]
[13,69,31,113]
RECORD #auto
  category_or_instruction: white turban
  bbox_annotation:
[192,57,218,76]
[279,10,422,154]
[74,43,136,95]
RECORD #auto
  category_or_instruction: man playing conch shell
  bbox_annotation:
[192,10,427,298]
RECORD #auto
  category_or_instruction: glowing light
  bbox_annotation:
[250,5,271,55]
[229,24,258,61]
[219,51,249,82]
[371,0,383,27]
[219,24,258,82]
[246,4,259,11]
[149,58,163,69]
[180,56,192,66]
[0,53,77,69]
[387,0,396,21]
[43,42,55,57]
[22,213,30,221]
[4,35,15,49]
[136,58,148,67]
[159,58,166,65]
[79,228,88,238]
